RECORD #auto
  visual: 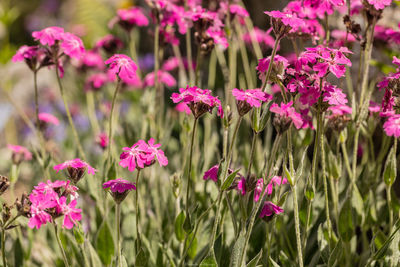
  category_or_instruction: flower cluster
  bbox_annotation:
[119,138,168,171]
[28,180,81,229]
[171,86,223,118]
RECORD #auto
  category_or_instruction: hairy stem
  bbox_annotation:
[116,203,122,267]
[135,170,141,255]
[107,78,122,164]
[54,223,70,267]
[185,118,198,216]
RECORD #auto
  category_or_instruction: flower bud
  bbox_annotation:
[15,192,31,218]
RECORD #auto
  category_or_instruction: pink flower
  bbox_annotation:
[256,55,289,81]
[105,54,138,83]
[323,85,348,106]
[162,57,180,71]
[203,165,218,182]
[243,27,276,49]
[85,73,109,91]
[254,178,264,202]
[366,0,392,10]
[266,176,288,195]
[270,101,303,129]
[54,158,97,175]
[95,35,124,54]
[175,102,191,115]
[12,45,38,62]
[7,144,32,162]
[32,26,65,46]
[80,51,104,69]
[38,112,60,126]
[369,101,381,114]
[56,197,82,229]
[264,11,304,30]
[232,88,272,108]
[142,138,169,167]
[119,143,148,171]
[103,178,136,193]
[171,86,223,118]
[96,132,109,149]
[383,114,400,137]
[259,201,284,218]
[299,86,320,107]
[237,177,246,195]
[114,7,149,31]
[61,32,85,59]
[143,70,177,88]
[327,105,352,116]
[28,193,56,229]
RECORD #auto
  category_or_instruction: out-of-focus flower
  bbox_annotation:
[32,26,65,46]
[7,144,32,164]
[203,165,218,182]
[85,73,109,91]
[323,85,348,106]
[143,70,177,87]
[266,176,288,195]
[111,7,149,32]
[61,32,85,59]
[366,0,392,10]
[38,112,60,126]
[95,35,124,54]
[56,197,82,229]
[175,102,191,115]
[96,132,109,149]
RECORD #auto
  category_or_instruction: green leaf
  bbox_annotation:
[372,220,400,261]
[183,213,192,233]
[338,199,354,242]
[328,240,342,267]
[221,168,241,191]
[85,241,102,267]
[284,165,293,186]
[14,238,24,267]
[135,247,149,267]
[384,146,397,186]
[318,224,329,263]
[351,185,364,224]
[186,233,197,259]
[95,221,115,265]
[174,211,186,242]
[305,184,314,201]
[200,253,217,267]
[269,257,280,267]
[230,230,246,267]
[252,107,261,132]
[246,249,262,267]
[258,105,272,133]
[74,226,85,245]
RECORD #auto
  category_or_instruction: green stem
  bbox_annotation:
[195,47,202,86]
[246,132,258,178]
[135,170,141,255]
[287,127,304,267]
[54,223,70,267]
[86,91,100,135]
[33,70,40,128]
[238,134,282,266]
[235,21,254,88]
[106,78,122,163]
[209,116,243,250]
[185,118,198,216]
[388,138,397,231]
[116,203,122,267]
[262,37,280,93]
[321,133,333,245]
[1,228,6,267]
[185,26,194,85]
[55,63,86,161]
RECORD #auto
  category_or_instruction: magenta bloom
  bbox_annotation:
[96,132,109,149]
[203,165,219,182]
[171,86,223,118]
[112,7,149,31]
[323,85,348,106]
[270,101,303,129]
[105,54,138,83]
[175,102,191,115]
[32,26,65,46]
[237,177,246,195]
[266,176,288,195]
[54,158,97,175]
[85,73,109,91]
[61,32,85,59]
[256,55,289,82]
[259,201,284,218]
[38,112,60,126]
[119,138,168,171]
[28,179,81,229]
[264,11,304,30]
[366,0,392,10]
[56,197,82,229]
[232,88,272,108]
[95,34,124,54]
[103,178,136,193]
[243,27,276,49]
[143,70,177,88]
[254,178,264,202]
[383,115,400,137]
[7,144,32,162]
[12,45,38,62]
